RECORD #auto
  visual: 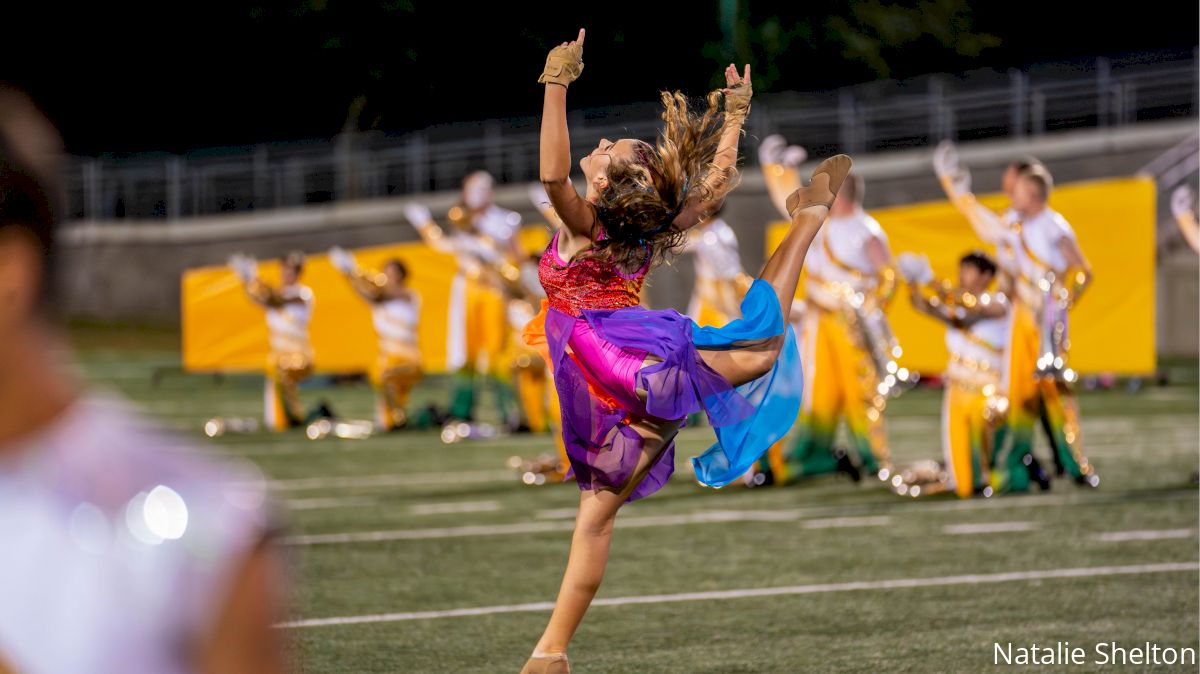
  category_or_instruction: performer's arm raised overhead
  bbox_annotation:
[538,28,595,245]
[933,141,1008,245]
[670,64,753,232]
[401,202,456,255]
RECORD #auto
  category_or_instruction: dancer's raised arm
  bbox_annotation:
[538,29,594,241]
[673,64,753,232]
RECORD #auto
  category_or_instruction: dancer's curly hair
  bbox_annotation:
[588,90,740,271]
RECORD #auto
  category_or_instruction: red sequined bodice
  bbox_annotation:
[539,232,648,317]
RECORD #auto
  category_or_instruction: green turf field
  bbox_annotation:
[71,331,1200,674]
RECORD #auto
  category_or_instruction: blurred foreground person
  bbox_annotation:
[0,86,287,673]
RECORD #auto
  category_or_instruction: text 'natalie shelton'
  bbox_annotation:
[994,642,1197,666]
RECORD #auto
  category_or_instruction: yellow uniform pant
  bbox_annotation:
[371,347,423,431]
[689,277,743,328]
[942,381,995,498]
[265,351,312,432]
[769,309,889,481]
[999,303,1091,490]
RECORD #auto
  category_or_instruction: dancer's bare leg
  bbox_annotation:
[699,155,852,387]
[531,417,682,658]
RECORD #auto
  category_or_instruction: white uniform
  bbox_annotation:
[998,207,1077,309]
[684,218,746,324]
[444,207,518,372]
[473,205,522,247]
[0,397,271,674]
[804,208,889,311]
[945,314,1008,389]
[265,283,314,356]
[372,295,420,357]
[689,218,744,281]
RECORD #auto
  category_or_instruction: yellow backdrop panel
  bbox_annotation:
[766,176,1156,375]
[182,225,555,374]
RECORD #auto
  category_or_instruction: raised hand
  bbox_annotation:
[933,141,972,194]
[757,135,786,166]
[228,253,258,283]
[538,29,585,89]
[781,145,808,167]
[897,252,933,285]
[722,63,753,122]
[329,246,357,274]
[1171,185,1196,220]
[402,203,433,228]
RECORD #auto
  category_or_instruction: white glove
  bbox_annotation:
[932,140,961,178]
[329,246,357,274]
[897,252,933,285]
[757,135,787,166]
[527,182,551,210]
[1171,185,1196,220]
[403,202,433,228]
[780,145,808,167]
[228,253,258,283]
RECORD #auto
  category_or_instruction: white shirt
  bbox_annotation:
[804,208,889,309]
[1000,207,1076,277]
[945,314,1008,383]
[265,283,313,354]
[1000,207,1077,308]
[473,205,521,246]
[688,218,744,281]
[372,294,420,355]
[0,397,271,674]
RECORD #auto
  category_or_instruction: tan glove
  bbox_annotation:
[538,43,584,88]
[724,82,752,122]
[722,64,753,123]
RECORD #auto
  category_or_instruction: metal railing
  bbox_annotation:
[65,50,1198,221]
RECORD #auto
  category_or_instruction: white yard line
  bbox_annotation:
[277,561,1200,628]
[943,521,1038,535]
[803,516,892,529]
[1096,528,1196,542]
[287,496,378,511]
[411,501,501,516]
[282,489,1197,546]
[262,469,515,492]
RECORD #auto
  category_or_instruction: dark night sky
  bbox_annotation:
[3,1,1196,155]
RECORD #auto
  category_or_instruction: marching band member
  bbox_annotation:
[330,247,422,431]
[898,251,1009,497]
[681,210,753,327]
[757,152,903,484]
[935,144,1097,489]
[230,251,317,432]
[401,186,518,426]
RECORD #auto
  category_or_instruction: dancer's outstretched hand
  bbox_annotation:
[722,63,753,121]
[539,29,585,88]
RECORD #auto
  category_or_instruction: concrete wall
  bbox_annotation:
[57,120,1199,356]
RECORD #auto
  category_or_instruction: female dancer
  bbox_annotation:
[521,29,851,673]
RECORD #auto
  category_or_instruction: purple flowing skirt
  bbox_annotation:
[540,280,803,502]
